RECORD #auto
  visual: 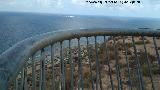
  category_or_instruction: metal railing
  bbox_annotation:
[0,28,160,90]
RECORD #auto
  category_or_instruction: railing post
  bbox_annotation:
[132,36,144,90]
[123,36,132,90]
[94,36,102,90]
[51,44,55,90]
[104,36,114,90]
[113,36,123,90]
[39,48,45,90]
[86,37,95,90]
[77,38,84,90]
[1,28,160,90]
[69,40,74,90]
[60,41,65,90]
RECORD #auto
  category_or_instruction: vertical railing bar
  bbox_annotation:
[69,40,74,90]
[42,50,46,90]
[14,77,16,90]
[77,39,80,90]
[21,68,24,90]
[153,36,160,74]
[142,35,155,90]
[85,39,90,90]
[24,65,28,90]
[104,36,114,90]
[16,79,20,90]
[32,56,36,90]
[122,36,132,90]
[59,43,62,90]
[86,37,95,90]
[24,66,28,90]
[132,36,144,90]
[17,79,19,90]
[113,36,123,90]
[98,36,103,90]
[39,49,45,90]
[95,36,99,90]
[16,77,18,90]
[51,44,55,90]
[94,36,103,90]
[39,51,42,90]
[13,76,17,90]
[78,38,84,90]
[60,42,65,90]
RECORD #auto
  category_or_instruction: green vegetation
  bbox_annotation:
[129,51,158,77]
[8,36,160,90]
[135,40,151,45]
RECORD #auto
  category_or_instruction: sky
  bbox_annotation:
[0,0,160,18]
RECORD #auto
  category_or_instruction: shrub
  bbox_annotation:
[156,37,160,39]
[151,64,159,74]
[130,73,148,89]
[118,46,124,51]
[126,43,132,48]
[141,63,149,76]
[134,39,150,45]
[157,47,160,50]
[135,40,144,45]
[129,51,156,65]
[108,51,115,60]
[145,40,151,44]
[130,74,140,87]
[141,62,159,76]
[127,49,132,55]
[139,37,147,40]
[99,42,106,54]
[107,44,114,51]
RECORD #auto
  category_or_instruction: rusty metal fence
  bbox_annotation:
[0,28,160,90]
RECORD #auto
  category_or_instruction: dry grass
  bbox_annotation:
[8,36,160,90]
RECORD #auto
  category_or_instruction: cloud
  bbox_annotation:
[72,0,86,6]
[154,3,160,10]
[35,0,62,8]
[0,0,63,10]
[0,0,159,18]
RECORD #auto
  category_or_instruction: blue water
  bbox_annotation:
[0,12,160,54]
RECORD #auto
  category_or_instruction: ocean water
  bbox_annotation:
[0,12,160,54]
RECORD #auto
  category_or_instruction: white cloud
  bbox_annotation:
[0,0,63,10]
[154,4,160,10]
[72,0,86,6]
[35,0,62,8]
[0,0,160,18]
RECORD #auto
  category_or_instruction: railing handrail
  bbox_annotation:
[0,28,160,89]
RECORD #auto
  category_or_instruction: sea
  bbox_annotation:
[0,12,160,54]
